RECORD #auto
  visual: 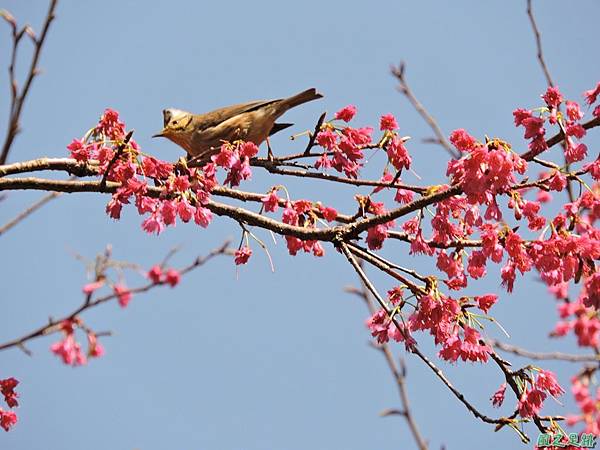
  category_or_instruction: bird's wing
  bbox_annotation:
[192,99,281,131]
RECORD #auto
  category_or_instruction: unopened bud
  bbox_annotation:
[24,25,36,40]
[0,10,16,27]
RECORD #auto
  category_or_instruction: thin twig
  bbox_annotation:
[348,281,428,450]
[99,130,134,190]
[303,111,327,155]
[0,190,61,236]
[348,242,429,283]
[526,0,554,87]
[491,339,600,362]
[251,158,427,193]
[0,0,58,165]
[391,62,460,159]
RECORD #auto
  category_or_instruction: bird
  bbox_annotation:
[153,88,323,160]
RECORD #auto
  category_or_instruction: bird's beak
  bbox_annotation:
[152,129,166,138]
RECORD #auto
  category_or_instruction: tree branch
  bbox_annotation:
[0,241,232,352]
[0,190,62,237]
[0,0,58,165]
[526,0,554,87]
[347,281,428,450]
[491,339,600,362]
[391,62,460,159]
[251,158,427,193]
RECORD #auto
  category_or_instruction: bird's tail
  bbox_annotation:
[280,88,323,110]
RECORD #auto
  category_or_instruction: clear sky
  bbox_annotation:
[1,1,599,449]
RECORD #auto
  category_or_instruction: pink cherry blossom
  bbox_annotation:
[475,294,497,313]
[87,333,105,358]
[261,190,280,213]
[491,383,506,407]
[541,86,563,109]
[379,113,398,131]
[0,409,17,432]
[194,206,212,228]
[177,199,195,223]
[449,129,478,152]
[334,105,357,122]
[113,283,132,307]
[165,269,181,287]
[239,142,259,158]
[316,129,338,150]
[0,378,19,408]
[234,247,252,265]
[319,204,338,222]
[566,100,584,120]
[141,209,165,235]
[536,370,565,397]
[518,388,546,418]
[147,265,163,284]
[83,280,104,295]
[584,81,600,105]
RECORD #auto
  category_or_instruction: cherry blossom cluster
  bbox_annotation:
[366,286,496,362]
[69,111,347,262]
[68,109,215,235]
[234,190,340,262]
[210,140,258,187]
[280,199,336,256]
[567,371,600,435]
[491,368,564,418]
[50,318,104,366]
[362,83,599,424]
[515,83,599,161]
[551,283,600,347]
[315,106,411,179]
[0,377,18,432]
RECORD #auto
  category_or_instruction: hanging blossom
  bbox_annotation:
[0,377,19,432]
[315,107,411,179]
[50,319,104,366]
[567,373,600,435]
[489,368,564,420]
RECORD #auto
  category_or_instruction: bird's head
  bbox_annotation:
[152,108,194,140]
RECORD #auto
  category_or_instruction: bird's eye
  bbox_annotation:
[172,121,178,126]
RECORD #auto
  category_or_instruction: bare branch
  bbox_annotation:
[526,0,554,87]
[491,339,600,362]
[0,0,58,165]
[391,62,460,159]
[0,190,61,237]
[251,157,427,193]
[350,280,428,450]
[302,111,327,155]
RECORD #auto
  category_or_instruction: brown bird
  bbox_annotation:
[153,88,323,160]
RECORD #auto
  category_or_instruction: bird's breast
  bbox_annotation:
[168,131,194,153]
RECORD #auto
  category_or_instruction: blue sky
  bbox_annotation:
[1,1,599,449]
